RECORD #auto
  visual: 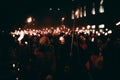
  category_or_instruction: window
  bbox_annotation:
[92,3,96,15]
[99,0,104,13]
[71,10,74,19]
[83,6,86,17]
[80,7,83,17]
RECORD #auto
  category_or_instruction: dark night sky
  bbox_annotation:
[0,0,120,30]
[0,0,73,26]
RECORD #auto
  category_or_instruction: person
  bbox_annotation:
[102,27,120,80]
[33,36,56,80]
[56,35,71,80]
[0,33,17,80]
[71,35,90,80]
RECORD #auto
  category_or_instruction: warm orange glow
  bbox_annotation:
[87,25,91,29]
[27,17,32,23]
[75,9,79,18]
[18,31,24,41]
[59,36,65,44]
[10,23,113,42]
[62,17,65,21]
[80,7,83,17]
[91,38,94,42]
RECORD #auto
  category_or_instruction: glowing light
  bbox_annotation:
[92,8,95,15]
[82,27,85,30]
[105,28,108,31]
[72,10,74,19]
[96,31,98,34]
[86,30,90,35]
[57,8,60,11]
[38,34,40,37]
[33,33,37,35]
[16,77,19,80]
[100,29,103,33]
[91,38,94,42]
[25,41,28,45]
[49,8,52,11]
[51,27,53,29]
[98,33,101,36]
[18,31,24,41]
[92,30,95,34]
[65,32,68,35]
[108,30,112,34]
[76,27,79,31]
[13,34,15,37]
[92,3,95,15]
[102,31,105,34]
[27,17,32,23]
[84,6,86,17]
[99,0,104,13]
[59,36,65,44]
[99,4,104,13]
[116,21,120,26]
[105,33,108,36]
[62,17,65,21]
[18,68,20,71]
[10,24,112,41]
[80,7,83,17]
[100,0,104,4]
[19,28,21,30]
[99,24,105,28]
[13,64,15,68]
[75,9,80,18]
[92,25,96,29]
[33,29,35,31]
[87,25,91,29]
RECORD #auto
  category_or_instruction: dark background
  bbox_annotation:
[0,0,120,31]
[0,0,72,24]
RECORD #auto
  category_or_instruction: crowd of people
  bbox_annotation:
[0,27,120,80]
